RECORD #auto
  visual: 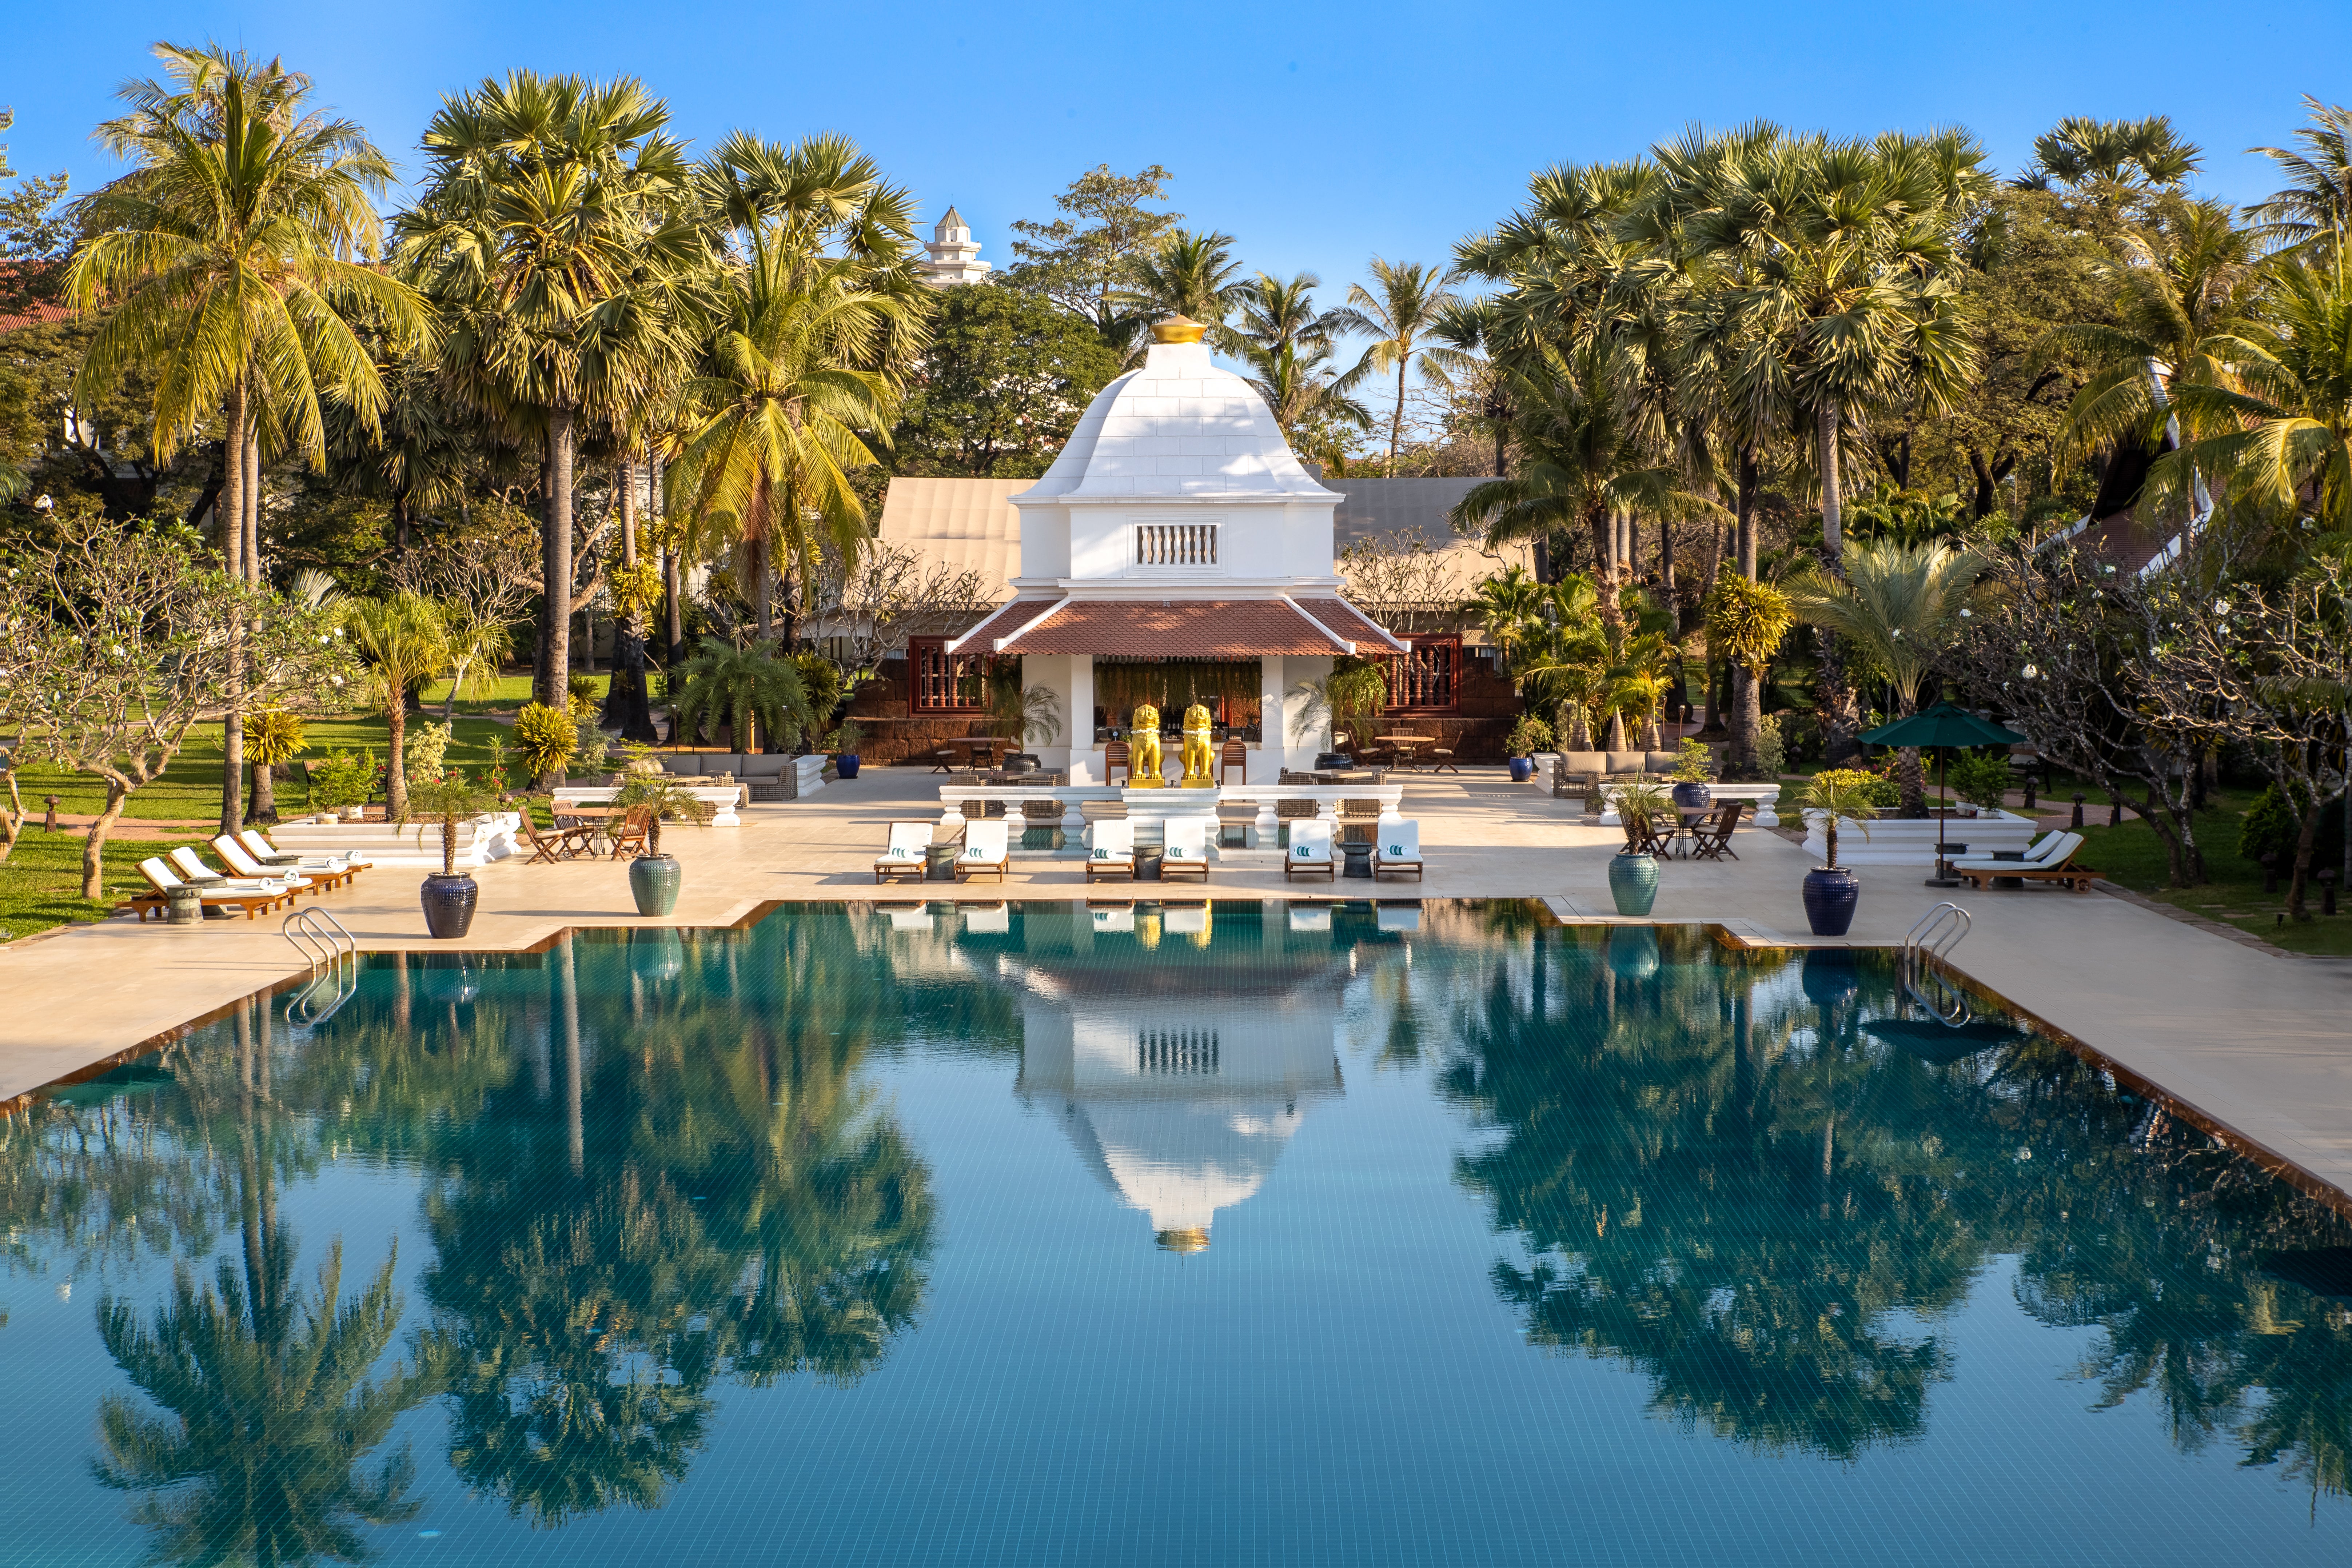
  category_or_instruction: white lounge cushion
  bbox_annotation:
[1950,831,2079,869]
[140,859,280,901]
[1287,821,1334,862]
[214,836,313,886]
[168,845,284,890]
[961,819,1009,862]
[1091,820,1136,861]
[1376,820,1422,864]
[1162,815,1214,863]
[877,822,931,863]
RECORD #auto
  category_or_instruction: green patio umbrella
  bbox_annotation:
[1858,702,2029,886]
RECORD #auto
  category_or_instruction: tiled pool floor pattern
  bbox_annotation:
[5,901,2351,1566]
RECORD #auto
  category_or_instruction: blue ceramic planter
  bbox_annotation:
[1802,866,1860,936]
[630,854,682,916]
[1671,780,1713,811]
[836,754,861,779]
[1508,757,1535,783]
[1608,851,1659,916]
[420,873,478,939]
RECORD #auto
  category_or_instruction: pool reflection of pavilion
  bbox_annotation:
[1005,919,1347,1252]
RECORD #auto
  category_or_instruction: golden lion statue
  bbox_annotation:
[1179,703,1216,786]
[1129,704,1164,786]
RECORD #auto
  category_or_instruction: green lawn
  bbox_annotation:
[1,708,529,940]
[418,671,608,715]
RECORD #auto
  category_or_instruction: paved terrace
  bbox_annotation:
[7,767,2352,1206]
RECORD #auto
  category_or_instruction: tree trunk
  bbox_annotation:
[82,777,129,900]
[665,543,683,669]
[1737,445,1760,580]
[1895,746,1926,818]
[393,492,411,552]
[1390,360,1407,475]
[749,534,772,643]
[250,760,276,824]
[1589,505,1623,638]
[219,379,248,837]
[1817,398,1845,558]
[1816,627,1861,765]
[538,408,577,710]
[385,701,410,822]
[2287,788,2322,921]
[243,431,262,586]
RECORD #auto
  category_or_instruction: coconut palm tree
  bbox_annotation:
[1235,271,1342,355]
[2248,98,2352,262]
[670,247,912,644]
[2142,256,2352,532]
[1238,338,1372,448]
[1331,258,1461,474]
[1120,229,1248,350]
[68,42,430,832]
[396,71,709,711]
[1783,539,1988,814]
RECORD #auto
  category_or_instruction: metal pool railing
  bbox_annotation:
[281,908,360,1031]
[1901,902,1974,1028]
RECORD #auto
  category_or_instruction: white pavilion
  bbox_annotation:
[918,206,993,286]
[946,316,1405,783]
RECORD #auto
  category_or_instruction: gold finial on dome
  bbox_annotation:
[1152,315,1207,344]
[1156,1226,1211,1253]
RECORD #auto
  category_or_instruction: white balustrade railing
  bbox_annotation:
[554,784,745,827]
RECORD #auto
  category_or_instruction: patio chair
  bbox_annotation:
[1687,801,1746,862]
[238,829,371,874]
[874,821,932,883]
[1219,737,1248,785]
[1621,814,1673,857]
[956,818,1010,884]
[520,814,595,864]
[928,747,958,774]
[1952,831,2097,893]
[1428,745,1460,774]
[1161,814,1215,883]
[214,835,351,892]
[1285,819,1336,881]
[1103,740,1131,787]
[1948,830,2079,874]
[607,805,652,860]
[129,859,294,921]
[1087,818,1137,882]
[1374,819,1424,881]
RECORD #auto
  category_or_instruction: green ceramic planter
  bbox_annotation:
[1608,851,1659,916]
[629,854,682,916]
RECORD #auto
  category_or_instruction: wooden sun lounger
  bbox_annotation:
[1954,857,2099,893]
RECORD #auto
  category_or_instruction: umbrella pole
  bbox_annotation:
[1927,749,1959,888]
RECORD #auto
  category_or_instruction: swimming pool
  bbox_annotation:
[5,900,2350,1566]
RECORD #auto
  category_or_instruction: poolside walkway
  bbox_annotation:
[6,766,2351,1205]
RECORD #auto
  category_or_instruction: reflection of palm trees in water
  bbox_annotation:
[1442,928,2352,1472]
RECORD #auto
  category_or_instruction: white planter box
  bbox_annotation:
[270,812,521,869]
[1801,807,2036,866]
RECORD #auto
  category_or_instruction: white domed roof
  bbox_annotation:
[1017,339,1340,503]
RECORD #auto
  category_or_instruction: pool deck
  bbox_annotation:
[8,767,2352,1204]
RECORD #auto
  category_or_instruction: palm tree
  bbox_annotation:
[1452,343,1724,637]
[2013,115,2202,194]
[68,42,430,833]
[343,593,452,821]
[1238,339,1372,447]
[670,246,912,644]
[670,637,811,753]
[1331,258,1460,473]
[1121,229,1247,348]
[2248,98,2352,261]
[1235,271,1341,355]
[2047,198,2261,523]
[1472,565,1549,674]
[1784,539,1988,813]
[397,71,708,712]
[2144,256,2352,532]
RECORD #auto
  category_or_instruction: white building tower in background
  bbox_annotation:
[920,206,992,286]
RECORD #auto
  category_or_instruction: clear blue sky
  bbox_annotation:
[6,0,2345,302]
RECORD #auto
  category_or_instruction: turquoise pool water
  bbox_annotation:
[5,900,2352,1566]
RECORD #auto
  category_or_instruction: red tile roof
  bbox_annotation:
[959,597,1404,657]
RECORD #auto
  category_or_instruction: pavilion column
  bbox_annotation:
[1067,656,1095,784]
[1272,654,1333,778]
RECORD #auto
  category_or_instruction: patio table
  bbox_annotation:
[1378,736,1431,772]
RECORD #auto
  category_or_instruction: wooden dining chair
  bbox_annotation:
[1219,737,1248,785]
[607,805,652,859]
[1103,739,1131,787]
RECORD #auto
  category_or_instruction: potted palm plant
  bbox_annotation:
[407,773,499,939]
[1609,776,1671,915]
[1669,737,1715,811]
[610,772,717,916]
[827,720,866,780]
[1505,713,1554,783]
[1800,770,1879,936]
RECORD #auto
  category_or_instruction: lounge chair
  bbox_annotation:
[128,858,294,921]
[238,829,371,875]
[1952,831,2097,892]
[1687,801,1746,861]
[1087,819,1136,883]
[1161,814,1214,882]
[956,818,1010,883]
[874,821,932,884]
[1374,819,1424,881]
[1285,819,1336,881]
[170,844,310,895]
[215,835,353,891]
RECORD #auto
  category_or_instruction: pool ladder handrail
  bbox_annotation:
[1901,903,1973,1028]
[282,907,356,968]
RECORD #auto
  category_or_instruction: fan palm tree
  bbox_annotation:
[1784,539,1988,814]
[343,593,452,821]
[2248,97,2352,261]
[1472,565,1549,674]
[68,42,430,832]
[670,637,810,753]
[1331,258,1461,474]
[396,71,709,711]
[2047,198,2262,523]
[2142,256,2352,532]
[2013,115,2202,194]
